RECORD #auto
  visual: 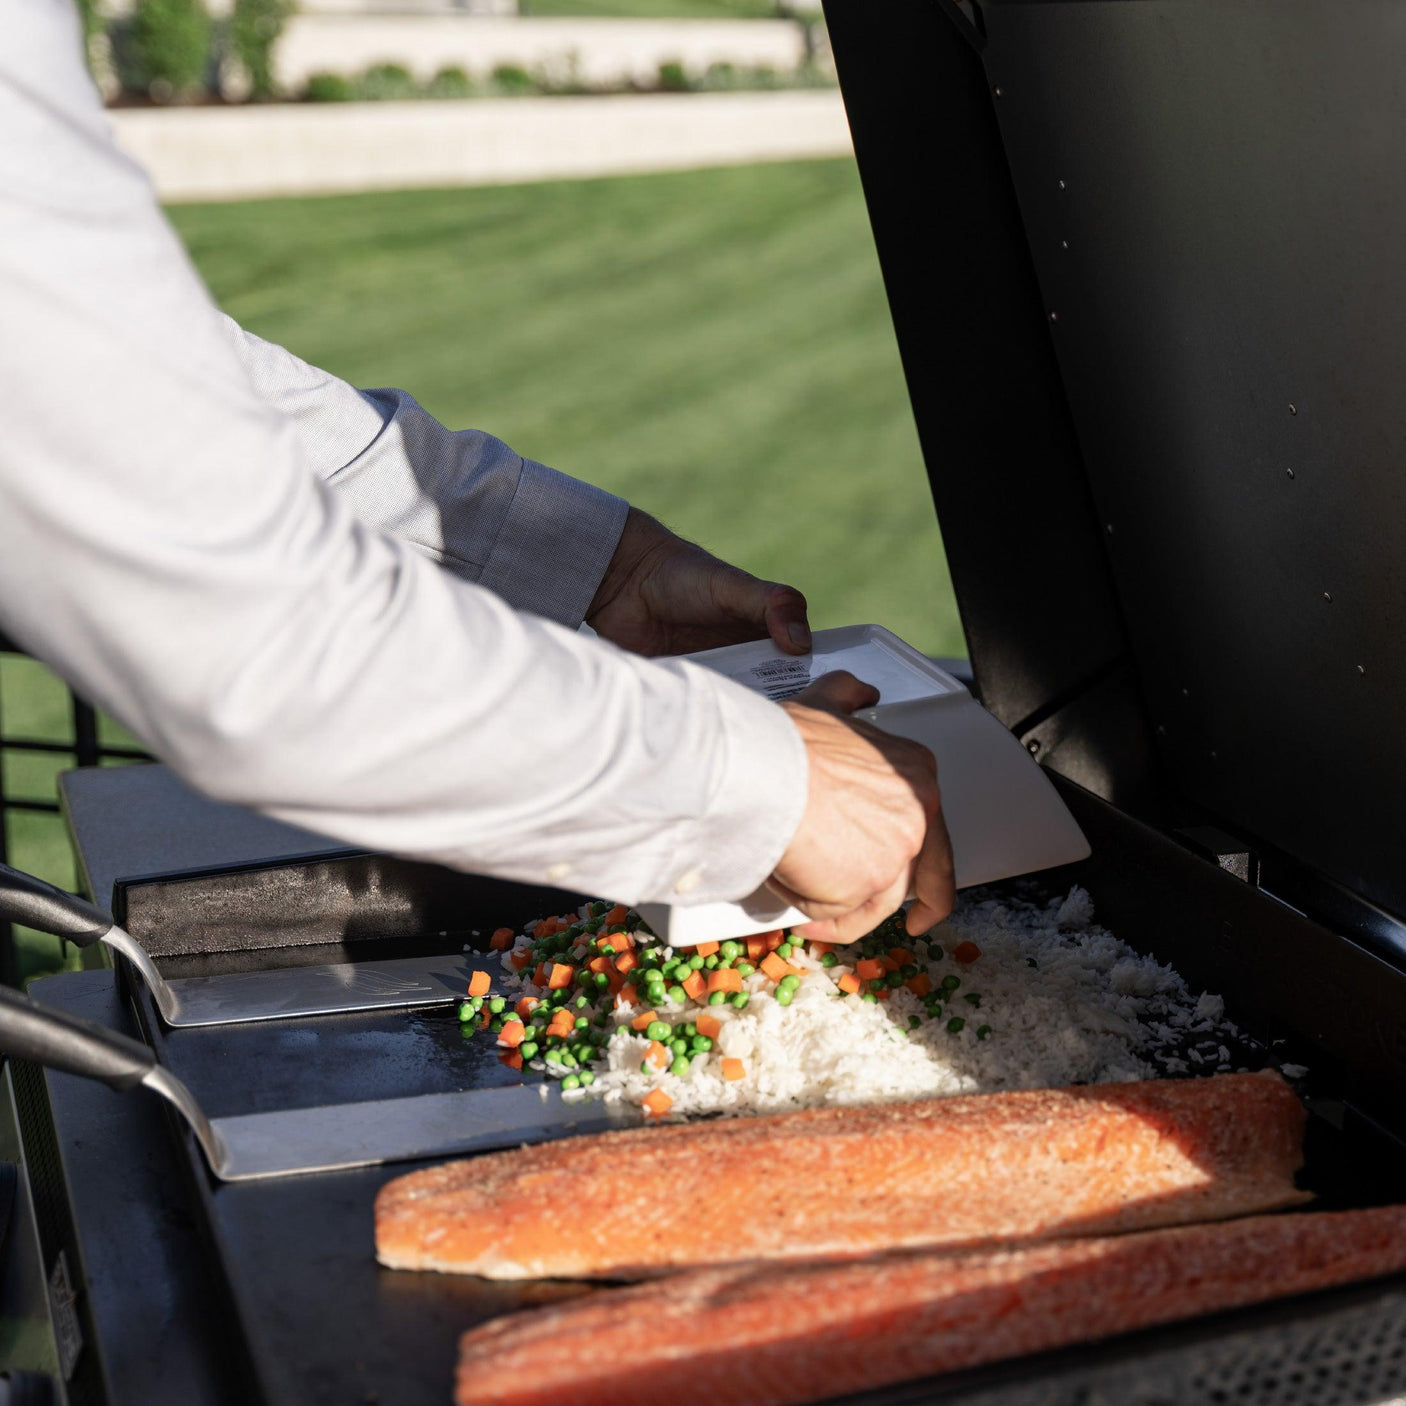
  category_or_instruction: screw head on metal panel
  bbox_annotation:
[993,85,1003,98]
[1049,311,1059,322]
[1027,739,1041,755]
[1323,591,1333,603]
[1289,404,1298,415]
[1060,239,1070,250]
[1357,664,1366,676]
[1058,179,1067,190]
[1286,468,1295,479]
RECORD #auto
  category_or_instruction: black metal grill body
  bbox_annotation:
[9,779,1406,1405]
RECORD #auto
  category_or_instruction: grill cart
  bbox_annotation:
[6,2,1406,1402]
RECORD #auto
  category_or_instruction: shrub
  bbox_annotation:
[656,60,691,93]
[229,0,293,100]
[359,62,417,101]
[489,63,533,96]
[701,61,740,91]
[303,69,352,102]
[130,0,211,100]
[426,64,473,99]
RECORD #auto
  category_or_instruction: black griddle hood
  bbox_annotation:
[825,0,1406,966]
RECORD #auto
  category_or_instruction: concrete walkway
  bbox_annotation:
[110,90,852,203]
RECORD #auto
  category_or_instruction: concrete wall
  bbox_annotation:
[272,16,812,89]
[109,89,852,202]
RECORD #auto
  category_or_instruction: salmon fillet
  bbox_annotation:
[454,1205,1406,1406]
[376,1071,1307,1279]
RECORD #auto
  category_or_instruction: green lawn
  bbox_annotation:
[5,157,960,979]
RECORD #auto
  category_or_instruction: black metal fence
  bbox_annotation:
[0,632,151,985]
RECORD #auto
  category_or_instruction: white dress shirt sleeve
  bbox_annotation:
[214,318,628,628]
[0,0,808,906]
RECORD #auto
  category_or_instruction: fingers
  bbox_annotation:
[905,799,955,935]
[792,670,880,716]
[796,866,912,944]
[760,582,811,655]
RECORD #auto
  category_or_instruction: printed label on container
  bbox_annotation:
[738,657,812,701]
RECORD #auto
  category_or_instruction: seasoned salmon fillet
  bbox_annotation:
[452,1204,1406,1406]
[376,1071,1307,1280]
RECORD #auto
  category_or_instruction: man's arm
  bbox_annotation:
[0,0,806,907]
[217,320,627,629]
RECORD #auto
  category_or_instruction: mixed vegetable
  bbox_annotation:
[458,900,992,1117]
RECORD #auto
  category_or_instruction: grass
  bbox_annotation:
[6,157,960,979]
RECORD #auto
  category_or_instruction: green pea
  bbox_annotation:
[930,945,945,961]
[861,992,878,1004]
[561,1074,580,1091]
[946,1017,965,1033]
[670,1038,689,1057]
[592,972,608,988]
[458,1002,475,1023]
[670,1056,690,1076]
[574,1015,590,1030]
[730,992,750,1010]
[691,1035,713,1053]
[720,941,743,960]
[544,1048,562,1063]
[584,917,604,933]
[520,1041,539,1059]
[645,1020,669,1041]
[886,971,905,989]
[662,961,680,979]
[589,901,607,917]
[688,954,705,970]
[682,1023,698,1038]
[900,965,919,980]
[964,993,982,1007]
[775,988,793,1007]
[667,985,686,1004]
[942,974,961,991]
[579,1070,596,1086]
[487,996,506,1014]
[704,954,720,969]
[977,1025,992,1040]
[777,942,793,959]
[736,962,756,978]
[575,994,590,1009]
[560,1052,578,1068]
[708,991,728,1006]
[868,978,885,993]
[470,995,484,1009]
[909,1016,921,1030]
[820,953,838,968]
[778,974,801,992]
[598,942,615,957]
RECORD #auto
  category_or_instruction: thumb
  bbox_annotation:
[709,568,812,655]
[793,670,881,716]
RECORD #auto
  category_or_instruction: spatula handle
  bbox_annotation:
[0,862,112,946]
[0,983,153,1090]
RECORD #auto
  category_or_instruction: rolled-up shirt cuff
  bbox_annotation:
[661,667,810,906]
[476,457,629,629]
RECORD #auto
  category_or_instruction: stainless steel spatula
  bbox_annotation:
[0,982,626,1180]
[0,861,497,1027]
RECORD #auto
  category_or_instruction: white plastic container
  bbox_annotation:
[635,624,1090,945]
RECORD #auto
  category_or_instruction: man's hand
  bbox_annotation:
[587,508,811,657]
[771,672,955,943]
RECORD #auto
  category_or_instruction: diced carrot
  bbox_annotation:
[587,955,613,976]
[875,987,891,1001]
[696,1014,722,1040]
[617,985,640,1008]
[706,968,743,995]
[498,1019,526,1048]
[692,941,720,957]
[467,970,492,998]
[606,971,626,996]
[548,963,576,990]
[605,904,630,926]
[547,1013,575,1039]
[759,953,797,983]
[681,970,707,1002]
[954,941,982,964]
[721,1058,746,1082]
[906,973,933,998]
[489,927,515,951]
[837,972,862,995]
[614,950,638,976]
[631,1009,658,1032]
[809,941,834,958]
[610,931,635,952]
[642,1089,672,1118]
[763,930,786,952]
[533,963,550,988]
[644,1040,669,1071]
[499,1050,523,1070]
[855,958,887,981]
[532,919,551,938]
[480,1010,492,1028]
[514,996,538,1019]
[510,950,533,971]
[888,947,916,968]
[745,936,768,963]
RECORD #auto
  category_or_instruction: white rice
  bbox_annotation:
[495,885,1256,1121]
